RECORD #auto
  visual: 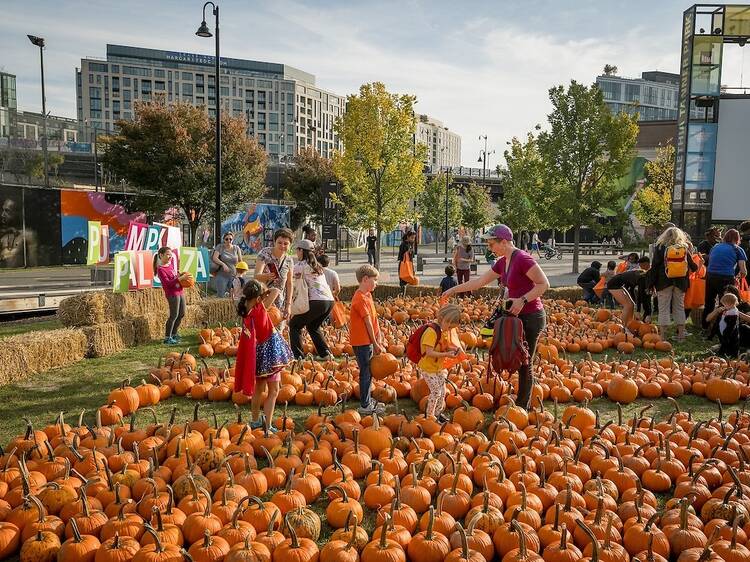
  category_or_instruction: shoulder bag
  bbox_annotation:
[290,268,310,317]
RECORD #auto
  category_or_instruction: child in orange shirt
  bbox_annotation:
[418,304,464,421]
[349,265,386,415]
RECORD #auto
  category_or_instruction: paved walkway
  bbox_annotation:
[0,247,619,295]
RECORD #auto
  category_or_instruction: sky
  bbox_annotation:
[0,1,724,167]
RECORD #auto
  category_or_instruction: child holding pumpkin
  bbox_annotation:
[417,304,464,422]
[154,247,190,345]
[235,279,293,431]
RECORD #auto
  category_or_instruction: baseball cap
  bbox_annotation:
[235,261,249,271]
[296,239,315,251]
[482,224,513,241]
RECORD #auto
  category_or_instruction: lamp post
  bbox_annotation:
[444,166,452,257]
[196,2,222,245]
[27,34,48,189]
[477,134,495,187]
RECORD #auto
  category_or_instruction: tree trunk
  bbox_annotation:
[188,220,200,247]
[572,223,581,274]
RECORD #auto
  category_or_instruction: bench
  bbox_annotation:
[416,253,452,272]
[553,243,623,255]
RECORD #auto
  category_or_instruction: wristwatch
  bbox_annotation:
[521,296,528,305]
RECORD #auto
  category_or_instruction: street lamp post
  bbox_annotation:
[477,134,495,187]
[27,34,49,189]
[196,2,222,245]
[444,167,451,257]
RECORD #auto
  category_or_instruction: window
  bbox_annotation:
[90,110,102,119]
[111,65,119,73]
[182,72,193,81]
[155,81,165,91]
[155,69,165,78]
[196,74,204,84]
[232,99,242,111]
[142,80,152,93]
[89,87,101,98]
[220,86,229,96]
[197,97,205,105]
[258,79,273,88]
[196,84,204,94]
[182,83,193,95]
[122,66,151,77]
[89,62,108,72]
[123,78,131,87]
[91,98,102,110]
[625,84,640,102]
[123,90,131,101]
[112,77,120,92]
[113,100,121,113]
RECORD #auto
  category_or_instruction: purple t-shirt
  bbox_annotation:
[491,250,544,315]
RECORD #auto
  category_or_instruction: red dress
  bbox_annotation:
[234,303,274,396]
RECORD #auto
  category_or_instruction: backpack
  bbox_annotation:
[406,323,442,364]
[665,244,688,278]
[486,315,529,375]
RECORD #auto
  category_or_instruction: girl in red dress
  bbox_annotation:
[235,280,292,432]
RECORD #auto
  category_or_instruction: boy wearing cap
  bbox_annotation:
[229,261,250,302]
[442,224,550,410]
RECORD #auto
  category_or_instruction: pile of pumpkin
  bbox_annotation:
[197,325,240,359]
[2,385,750,562]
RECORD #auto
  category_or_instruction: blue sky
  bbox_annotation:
[1,1,702,166]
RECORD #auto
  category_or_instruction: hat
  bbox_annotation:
[296,239,315,251]
[461,235,472,246]
[482,224,513,241]
[235,261,249,271]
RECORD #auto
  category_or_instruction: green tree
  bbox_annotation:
[461,182,495,235]
[537,80,639,273]
[26,153,65,183]
[417,172,462,252]
[632,143,674,229]
[283,148,337,230]
[497,133,546,237]
[101,99,267,244]
[333,82,426,268]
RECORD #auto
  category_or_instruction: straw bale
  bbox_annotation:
[57,291,114,327]
[198,298,237,326]
[82,319,137,358]
[184,304,206,328]
[132,313,167,344]
[184,285,201,305]
[0,329,87,384]
[122,288,169,318]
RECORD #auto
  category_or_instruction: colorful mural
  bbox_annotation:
[61,191,146,264]
[221,203,290,254]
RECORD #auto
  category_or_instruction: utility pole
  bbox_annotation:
[28,35,49,188]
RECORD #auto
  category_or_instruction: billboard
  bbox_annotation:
[221,203,290,254]
[712,97,750,221]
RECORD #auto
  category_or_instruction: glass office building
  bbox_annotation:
[596,71,693,121]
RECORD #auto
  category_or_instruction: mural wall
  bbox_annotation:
[0,186,290,268]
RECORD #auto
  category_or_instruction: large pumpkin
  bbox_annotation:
[371,353,399,380]
[179,273,196,288]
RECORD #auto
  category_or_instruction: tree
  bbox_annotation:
[497,134,546,237]
[333,82,427,268]
[537,80,639,273]
[283,148,337,230]
[632,143,674,229]
[603,64,619,76]
[26,153,65,184]
[417,172,462,252]
[101,99,267,244]
[461,182,495,235]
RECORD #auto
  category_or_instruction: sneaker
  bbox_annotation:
[250,419,264,430]
[167,337,180,345]
[358,406,376,416]
[265,425,278,434]
[172,335,181,343]
[437,413,450,423]
[163,337,172,345]
[369,400,386,414]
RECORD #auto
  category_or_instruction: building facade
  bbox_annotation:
[596,71,689,121]
[0,72,18,139]
[415,114,461,168]
[16,111,78,144]
[77,44,345,158]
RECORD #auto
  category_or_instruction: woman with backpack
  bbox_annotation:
[442,224,550,410]
[649,227,698,342]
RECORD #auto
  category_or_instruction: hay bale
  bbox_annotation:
[184,285,201,305]
[133,313,167,344]
[82,319,137,358]
[198,298,237,326]
[122,288,169,318]
[0,329,87,383]
[545,286,583,302]
[184,304,206,328]
[58,291,114,327]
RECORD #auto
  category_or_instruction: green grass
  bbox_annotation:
[0,316,61,338]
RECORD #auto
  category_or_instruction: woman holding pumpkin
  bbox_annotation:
[442,224,550,409]
[154,247,191,345]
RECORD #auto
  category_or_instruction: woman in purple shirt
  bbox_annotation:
[443,224,550,409]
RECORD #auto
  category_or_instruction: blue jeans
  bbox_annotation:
[354,344,373,409]
[578,281,600,304]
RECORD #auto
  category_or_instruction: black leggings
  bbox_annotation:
[289,300,333,358]
[517,310,546,410]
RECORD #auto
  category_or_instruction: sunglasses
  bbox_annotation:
[224,237,233,241]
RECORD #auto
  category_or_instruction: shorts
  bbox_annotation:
[256,332,292,377]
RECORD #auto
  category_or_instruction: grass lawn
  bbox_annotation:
[0,326,726,445]
[0,316,61,338]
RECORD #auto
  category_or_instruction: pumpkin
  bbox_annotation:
[371,354,399,381]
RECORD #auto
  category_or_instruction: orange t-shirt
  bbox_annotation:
[349,290,379,346]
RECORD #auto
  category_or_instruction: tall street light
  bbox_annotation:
[27,34,49,189]
[477,134,495,187]
[444,166,452,257]
[196,2,222,245]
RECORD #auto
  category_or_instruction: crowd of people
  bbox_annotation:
[576,223,750,351]
[150,217,750,431]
